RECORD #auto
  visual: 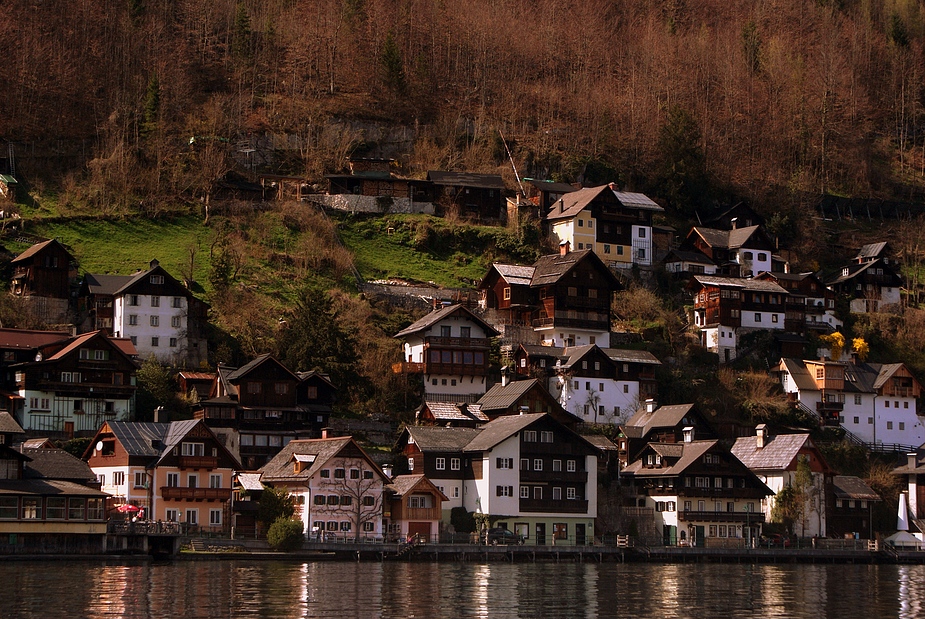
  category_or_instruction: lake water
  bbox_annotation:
[5,559,925,618]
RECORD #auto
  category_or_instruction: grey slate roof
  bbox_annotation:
[463,413,547,452]
[692,275,787,294]
[491,264,536,287]
[691,225,764,250]
[21,448,97,483]
[730,433,811,470]
[856,242,888,260]
[0,411,24,435]
[394,304,500,338]
[105,419,208,465]
[83,273,134,296]
[622,440,717,477]
[404,426,483,452]
[832,475,881,501]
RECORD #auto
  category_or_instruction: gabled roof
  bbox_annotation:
[776,358,819,392]
[0,411,24,435]
[557,344,601,369]
[463,413,548,452]
[426,171,505,189]
[689,225,766,250]
[872,363,909,390]
[730,433,813,470]
[623,404,697,438]
[583,434,619,452]
[82,273,134,296]
[623,440,717,477]
[477,378,545,412]
[21,448,97,483]
[227,354,300,383]
[856,242,889,261]
[530,249,620,288]
[96,419,235,468]
[394,304,500,338]
[259,436,385,483]
[832,475,880,501]
[402,426,483,452]
[386,474,448,502]
[826,258,902,286]
[236,472,265,491]
[485,263,536,287]
[546,185,662,222]
[12,239,72,264]
[663,249,716,265]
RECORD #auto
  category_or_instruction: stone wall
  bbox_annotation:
[310,194,435,215]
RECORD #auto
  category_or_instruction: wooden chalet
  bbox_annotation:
[618,402,717,467]
[682,225,776,277]
[476,377,580,427]
[384,474,448,542]
[427,171,506,222]
[196,355,336,469]
[10,239,75,299]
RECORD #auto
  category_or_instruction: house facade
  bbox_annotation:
[754,271,842,332]
[399,413,599,545]
[682,225,777,277]
[0,445,108,554]
[777,358,925,446]
[618,402,718,467]
[394,304,499,403]
[622,436,772,547]
[259,436,388,541]
[10,239,76,324]
[10,330,138,437]
[195,355,336,469]
[514,344,661,425]
[427,171,506,222]
[826,258,903,314]
[731,426,834,538]
[545,183,663,268]
[384,474,448,541]
[84,419,239,531]
[79,259,208,366]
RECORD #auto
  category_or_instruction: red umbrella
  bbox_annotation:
[117,504,140,513]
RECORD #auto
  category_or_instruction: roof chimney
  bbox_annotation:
[756,424,768,449]
[909,452,918,471]
[559,240,570,256]
[609,182,619,191]
[321,427,330,439]
[153,406,165,423]
[501,366,509,387]
[645,399,657,413]
[730,217,738,230]
[682,426,694,443]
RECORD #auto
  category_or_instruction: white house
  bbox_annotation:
[394,304,499,403]
[777,358,925,447]
[259,436,389,540]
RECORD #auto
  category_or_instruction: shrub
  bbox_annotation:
[267,517,304,551]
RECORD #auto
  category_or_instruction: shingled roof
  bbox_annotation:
[623,404,697,438]
[622,440,717,477]
[730,433,812,470]
[832,475,880,501]
[21,448,98,483]
[259,436,385,484]
[403,426,483,452]
[394,304,500,338]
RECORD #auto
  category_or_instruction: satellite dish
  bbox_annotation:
[34,352,42,361]
[96,441,103,452]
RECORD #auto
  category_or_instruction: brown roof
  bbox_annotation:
[623,404,697,438]
[11,239,71,264]
[20,448,98,483]
[832,475,881,501]
[422,401,488,423]
[0,411,24,435]
[385,474,448,502]
[403,426,483,452]
[259,437,385,484]
[623,440,717,477]
[0,328,70,350]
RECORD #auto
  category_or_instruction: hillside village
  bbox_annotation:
[2,161,925,557]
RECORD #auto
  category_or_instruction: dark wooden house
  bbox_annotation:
[427,171,506,222]
[10,239,75,299]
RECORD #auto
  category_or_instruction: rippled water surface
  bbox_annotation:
[5,559,925,618]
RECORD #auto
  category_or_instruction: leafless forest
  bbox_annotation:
[3,0,925,210]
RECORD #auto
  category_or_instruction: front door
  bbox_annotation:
[576,523,586,545]
[535,522,546,545]
[694,525,705,548]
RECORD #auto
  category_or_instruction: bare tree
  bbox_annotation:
[328,457,383,542]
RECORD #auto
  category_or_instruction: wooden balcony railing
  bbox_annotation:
[424,336,491,349]
[519,498,589,514]
[178,456,218,469]
[678,510,765,523]
[160,487,231,501]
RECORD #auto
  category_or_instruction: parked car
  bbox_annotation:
[486,528,524,545]
[761,533,792,548]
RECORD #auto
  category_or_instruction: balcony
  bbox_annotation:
[520,470,587,484]
[816,400,844,413]
[519,498,589,514]
[678,510,765,523]
[392,361,425,374]
[532,317,610,330]
[160,486,231,501]
[178,455,218,469]
[395,506,442,521]
[555,296,611,311]
[424,336,491,349]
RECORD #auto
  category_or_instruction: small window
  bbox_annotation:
[451,458,460,471]
[151,337,159,347]
[151,295,160,307]
[150,275,164,285]
[150,315,159,327]
[436,458,445,470]
[172,297,183,308]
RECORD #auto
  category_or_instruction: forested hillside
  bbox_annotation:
[3,0,925,214]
